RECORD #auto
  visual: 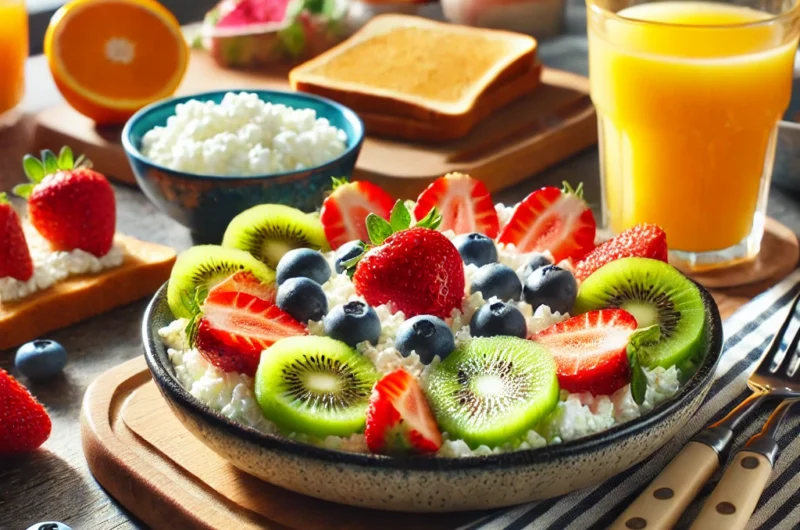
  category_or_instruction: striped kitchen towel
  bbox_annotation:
[463,269,800,530]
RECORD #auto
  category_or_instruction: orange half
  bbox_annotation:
[44,0,189,125]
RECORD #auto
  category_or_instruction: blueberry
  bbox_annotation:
[334,240,365,274]
[26,523,72,530]
[277,277,328,323]
[522,253,554,279]
[470,263,522,302]
[323,301,381,347]
[395,315,455,364]
[276,248,331,285]
[15,340,67,381]
[523,265,577,315]
[470,301,527,338]
[453,232,498,267]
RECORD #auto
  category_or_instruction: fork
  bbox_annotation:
[611,288,800,530]
[690,398,799,529]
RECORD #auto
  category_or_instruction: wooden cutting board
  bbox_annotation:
[80,283,780,530]
[34,50,596,197]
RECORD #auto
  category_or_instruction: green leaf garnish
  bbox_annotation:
[630,354,648,405]
[12,183,35,199]
[627,324,662,405]
[389,200,412,232]
[562,181,584,199]
[183,287,209,345]
[22,155,45,183]
[415,206,442,230]
[366,213,394,245]
[58,146,74,169]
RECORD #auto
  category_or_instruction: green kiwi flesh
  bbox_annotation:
[426,336,560,449]
[574,257,706,375]
[222,204,329,268]
[167,245,275,319]
[255,336,379,438]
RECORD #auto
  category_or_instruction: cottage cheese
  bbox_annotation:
[141,92,348,176]
[0,233,125,303]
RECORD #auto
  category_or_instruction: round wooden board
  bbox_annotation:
[685,218,799,289]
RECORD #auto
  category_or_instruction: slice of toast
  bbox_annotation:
[289,14,538,122]
[0,235,176,350]
[358,63,542,141]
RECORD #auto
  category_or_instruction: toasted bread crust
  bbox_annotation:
[289,14,538,121]
[357,63,542,141]
[0,235,176,350]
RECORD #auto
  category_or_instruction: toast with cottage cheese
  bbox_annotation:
[0,235,176,350]
[289,14,539,132]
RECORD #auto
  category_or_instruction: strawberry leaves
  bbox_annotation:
[627,325,662,405]
[367,214,394,245]
[389,199,412,232]
[183,286,209,345]
[16,146,92,200]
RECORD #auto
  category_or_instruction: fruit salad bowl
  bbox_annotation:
[142,278,723,512]
[122,89,364,244]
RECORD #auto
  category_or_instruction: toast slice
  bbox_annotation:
[359,63,542,141]
[0,234,176,350]
[289,14,538,123]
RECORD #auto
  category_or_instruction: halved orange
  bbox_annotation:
[44,0,189,125]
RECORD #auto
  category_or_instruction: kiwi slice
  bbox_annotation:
[167,245,275,319]
[222,204,329,268]
[574,257,706,374]
[255,336,379,438]
[426,337,559,449]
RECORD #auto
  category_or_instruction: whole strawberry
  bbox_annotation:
[351,202,465,319]
[0,368,52,454]
[0,193,34,281]
[14,146,116,257]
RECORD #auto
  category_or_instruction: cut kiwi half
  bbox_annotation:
[426,337,559,449]
[255,336,379,438]
[167,245,275,319]
[222,204,329,268]
[574,257,706,375]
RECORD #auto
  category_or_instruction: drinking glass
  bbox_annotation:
[0,0,27,128]
[587,0,800,271]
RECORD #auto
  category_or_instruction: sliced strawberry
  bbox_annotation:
[208,271,276,304]
[0,369,52,454]
[497,182,596,262]
[531,309,637,396]
[195,290,307,376]
[575,224,668,281]
[414,173,499,238]
[0,193,34,281]
[365,369,443,455]
[320,178,395,250]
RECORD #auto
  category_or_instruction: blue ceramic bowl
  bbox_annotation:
[122,90,364,244]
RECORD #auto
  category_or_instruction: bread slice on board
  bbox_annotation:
[0,235,176,350]
[289,14,538,123]
[359,63,542,141]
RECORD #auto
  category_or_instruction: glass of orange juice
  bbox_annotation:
[0,0,27,128]
[588,0,800,271]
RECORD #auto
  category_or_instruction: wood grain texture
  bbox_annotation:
[32,50,597,197]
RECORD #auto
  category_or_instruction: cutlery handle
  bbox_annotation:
[690,451,772,530]
[610,441,719,530]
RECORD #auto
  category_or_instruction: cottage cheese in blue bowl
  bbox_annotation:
[122,90,364,244]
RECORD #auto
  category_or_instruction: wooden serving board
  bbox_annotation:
[81,282,781,530]
[35,50,596,197]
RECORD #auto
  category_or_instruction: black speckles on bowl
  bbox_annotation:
[143,282,723,512]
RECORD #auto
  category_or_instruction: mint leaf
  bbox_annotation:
[415,206,442,230]
[630,354,648,405]
[22,155,44,183]
[366,214,393,245]
[12,183,34,199]
[58,146,74,170]
[389,200,411,232]
[626,324,661,365]
[41,150,59,176]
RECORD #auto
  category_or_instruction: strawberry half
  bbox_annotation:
[0,369,52,454]
[320,177,395,250]
[497,182,596,263]
[575,224,668,282]
[414,172,500,238]
[531,309,638,396]
[193,290,307,376]
[207,270,276,303]
[365,369,443,455]
[0,193,34,281]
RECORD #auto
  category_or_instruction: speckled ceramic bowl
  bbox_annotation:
[143,282,723,512]
[122,89,364,244]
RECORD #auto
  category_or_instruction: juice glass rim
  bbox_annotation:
[588,0,800,30]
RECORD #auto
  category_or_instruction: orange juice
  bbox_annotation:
[0,0,27,118]
[589,1,799,253]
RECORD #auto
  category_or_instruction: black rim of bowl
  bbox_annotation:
[143,280,723,471]
[121,89,365,181]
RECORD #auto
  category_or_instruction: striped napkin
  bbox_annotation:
[462,269,800,530]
